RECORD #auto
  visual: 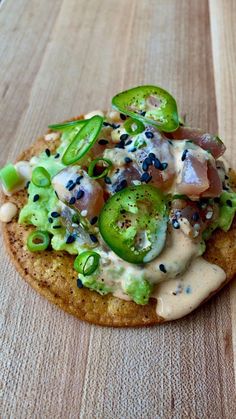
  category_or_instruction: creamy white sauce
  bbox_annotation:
[152,257,226,320]
[0,202,18,222]
[99,228,202,290]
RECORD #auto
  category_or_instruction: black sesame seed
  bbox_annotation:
[104,176,112,185]
[145,131,154,139]
[140,111,146,116]
[172,219,180,229]
[76,176,83,185]
[54,153,60,159]
[68,182,76,191]
[53,225,61,229]
[140,172,152,183]
[226,199,233,207]
[26,181,30,189]
[126,140,132,146]
[66,179,74,189]
[154,158,162,170]
[120,113,126,120]
[76,189,84,200]
[90,234,98,243]
[124,157,132,164]
[48,217,53,223]
[192,212,200,222]
[160,162,168,170]
[130,147,137,152]
[142,157,152,172]
[115,179,127,192]
[120,134,129,141]
[148,153,156,162]
[45,148,51,157]
[115,142,125,149]
[168,140,173,145]
[77,278,83,289]
[66,235,76,244]
[225,175,229,180]
[98,139,109,145]
[103,122,120,129]
[69,197,76,205]
[181,149,188,161]
[159,264,167,273]
[33,194,39,202]
[90,216,98,225]
[51,211,60,218]
[55,191,59,198]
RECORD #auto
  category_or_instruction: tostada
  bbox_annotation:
[1,86,236,326]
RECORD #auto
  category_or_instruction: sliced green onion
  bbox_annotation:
[74,251,100,276]
[27,230,50,252]
[62,115,104,165]
[123,118,145,136]
[48,119,86,132]
[0,164,21,191]
[88,158,112,179]
[32,167,51,187]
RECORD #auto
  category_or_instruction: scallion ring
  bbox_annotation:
[27,230,50,252]
[88,158,112,179]
[74,251,100,276]
[123,118,145,136]
[0,163,21,191]
[32,167,51,188]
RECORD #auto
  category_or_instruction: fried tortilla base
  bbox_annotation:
[1,130,236,327]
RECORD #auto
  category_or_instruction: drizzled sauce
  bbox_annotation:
[152,257,226,320]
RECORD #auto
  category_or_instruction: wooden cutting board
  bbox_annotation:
[1,0,236,417]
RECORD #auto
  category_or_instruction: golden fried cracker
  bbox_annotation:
[1,127,236,326]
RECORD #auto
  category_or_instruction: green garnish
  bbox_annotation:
[62,115,103,165]
[32,167,51,188]
[48,119,86,132]
[112,85,179,132]
[123,118,145,136]
[27,230,50,252]
[74,251,100,276]
[99,185,167,264]
[88,158,112,179]
[0,164,21,191]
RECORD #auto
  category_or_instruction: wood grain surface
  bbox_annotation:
[0,0,236,417]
